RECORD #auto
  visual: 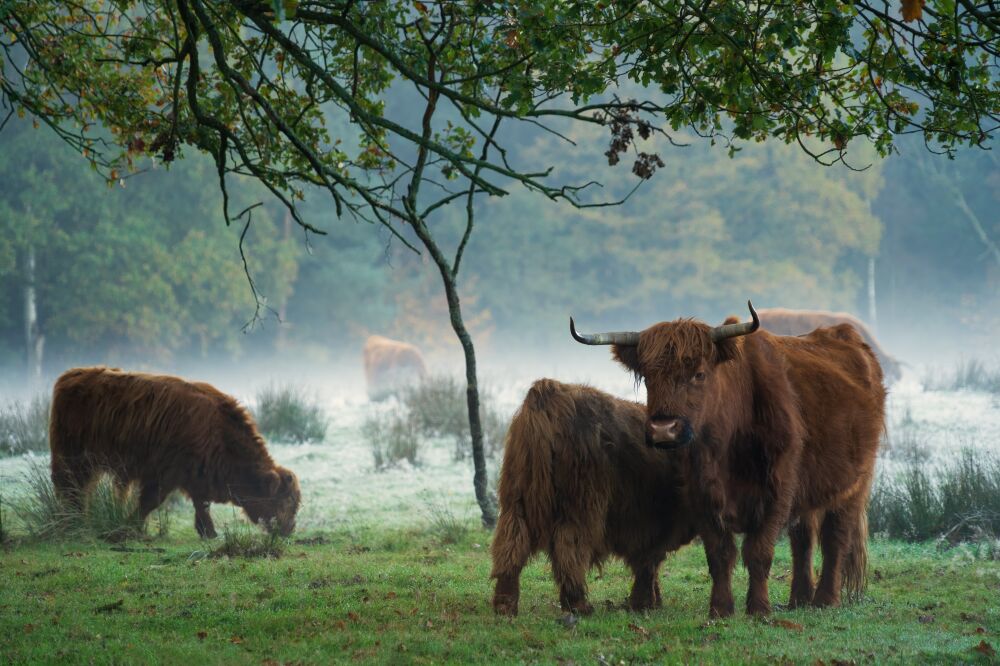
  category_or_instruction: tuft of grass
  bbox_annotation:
[0,492,7,544]
[361,409,422,471]
[923,358,1000,394]
[869,448,1000,543]
[10,461,152,543]
[400,375,510,461]
[253,384,328,445]
[13,461,75,539]
[82,476,146,543]
[210,520,285,559]
[0,394,50,457]
[420,492,470,545]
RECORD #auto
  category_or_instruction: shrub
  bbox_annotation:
[869,448,1000,542]
[923,359,1000,394]
[254,384,328,444]
[82,475,146,543]
[361,408,422,470]
[211,520,285,559]
[0,394,50,457]
[401,375,509,460]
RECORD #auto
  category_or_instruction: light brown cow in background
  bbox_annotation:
[756,308,902,384]
[362,335,427,401]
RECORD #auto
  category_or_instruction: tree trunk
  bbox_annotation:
[867,256,877,334]
[411,220,496,528]
[22,244,44,390]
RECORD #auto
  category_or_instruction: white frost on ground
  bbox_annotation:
[2,365,998,532]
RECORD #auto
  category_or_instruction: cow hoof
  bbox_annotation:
[811,592,840,609]
[746,601,772,617]
[628,597,656,612]
[709,603,735,619]
[565,601,594,616]
[492,597,519,617]
[198,529,218,539]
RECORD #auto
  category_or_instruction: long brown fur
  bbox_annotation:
[756,308,901,383]
[49,367,301,538]
[362,335,427,401]
[490,379,696,616]
[611,318,885,618]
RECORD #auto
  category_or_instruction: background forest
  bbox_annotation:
[1,108,997,388]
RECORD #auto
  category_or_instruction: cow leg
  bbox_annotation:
[742,529,777,616]
[193,499,217,539]
[137,481,163,523]
[788,513,816,608]
[702,528,738,618]
[550,528,594,615]
[813,509,852,608]
[627,559,662,612]
[491,507,536,616]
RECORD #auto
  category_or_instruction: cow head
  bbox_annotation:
[571,302,759,450]
[241,466,301,536]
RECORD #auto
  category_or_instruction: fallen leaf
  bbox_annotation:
[424,619,434,629]
[973,640,996,657]
[873,569,884,582]
[774,619,804,631]
[230,635,244,645]
[23,624,34,634]
[334,620,346,630]
[918,615,935,624]
[628,622,651,640]
[901,0,924,21]
[94,599,124,614]
[347,611,359,622]
[196,631,207,640]
[385,591,397,600]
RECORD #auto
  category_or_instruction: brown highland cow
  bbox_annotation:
[491,379,696,616]
[757,308,902,384]
[49,367,300,538]
[572,302,885,618]
[362,335,427,401]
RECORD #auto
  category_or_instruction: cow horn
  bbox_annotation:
[570,317,640,346]
[710,300,760,342]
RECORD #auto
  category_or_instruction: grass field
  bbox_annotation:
[1,523,998,665]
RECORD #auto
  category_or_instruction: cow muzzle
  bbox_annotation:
[646,414,694,450]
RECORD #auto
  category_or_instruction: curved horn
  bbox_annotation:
[710,300,760,342]
[570,317,640,346]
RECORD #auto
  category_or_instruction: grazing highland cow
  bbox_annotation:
[362,335,427,401]
[49,367,300,538]
[757,308,902,384]
[571,302,885,618]
[491,379,696,616]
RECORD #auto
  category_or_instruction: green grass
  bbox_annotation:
[1,526,998,664]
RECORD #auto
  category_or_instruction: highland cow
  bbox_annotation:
[491,379,695,616]
[757,307,902,384]
[572,302,885,618]
[49,367,300,538]
[362,335,427,401]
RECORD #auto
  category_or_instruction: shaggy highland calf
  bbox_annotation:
[362,335,427,401]
[572,302,885,618]
[49,367,300,538]
[491,379,695,616]
[757,308,902,384]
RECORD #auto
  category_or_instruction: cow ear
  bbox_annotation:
[278,468,296,489]
[263,470,281,496]
[612,344,642,375]
[713,337,741,364]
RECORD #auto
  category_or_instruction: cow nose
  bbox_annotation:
[648,416,682,443]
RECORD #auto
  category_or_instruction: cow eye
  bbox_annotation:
[693,371,707,382]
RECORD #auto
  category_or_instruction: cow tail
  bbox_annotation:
[490,380,574,579]
[843,507,869,603]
